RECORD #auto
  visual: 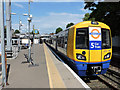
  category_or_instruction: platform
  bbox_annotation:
[2,43,90,89]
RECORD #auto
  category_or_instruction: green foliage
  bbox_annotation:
[37,31,39,34]
[55,27,63,34]
[30,31,34,34]
[83,13,95,21]
[14,30,20,34]
[84,1,120,36]
[66,23,74,28]
[83,13,90,21]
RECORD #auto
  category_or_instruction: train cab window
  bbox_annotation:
[76,28,88,49]
[102,29,111,49]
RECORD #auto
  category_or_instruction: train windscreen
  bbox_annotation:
[102,29,111,49]
[76,28,89,49]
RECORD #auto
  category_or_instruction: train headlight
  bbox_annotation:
[76,54,86,60]
[104,53,111,60]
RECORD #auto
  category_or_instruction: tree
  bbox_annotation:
[84,1,120,36]
[55,27,63,34]
[30,31,34,34]
[37,31,39,34]
[83,13,95,21]
[36,30,39,34]
[83,13,90,21]
[14,30,20,34]
[66,23,74,28]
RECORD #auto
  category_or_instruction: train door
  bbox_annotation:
[89,27,102,63]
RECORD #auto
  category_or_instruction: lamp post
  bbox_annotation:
[18,17,22,52]
[0,0,6,86]
[28,0,33,64]
[6,0,12,52]
[11,13,16,15]
[0,1,16,86]
[12,13,28,52]
[20,0,33,64]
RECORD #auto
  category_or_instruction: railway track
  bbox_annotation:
[84,67,120,89]
[98,68,120,89]
[86,54,120,89]
[82,76,111,89]
[47,44,120,89]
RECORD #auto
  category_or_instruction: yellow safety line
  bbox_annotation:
[44,44,53,88]
[43,43,66,88]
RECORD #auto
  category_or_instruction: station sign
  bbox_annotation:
[89,27,101,50]
[34,30,38,34]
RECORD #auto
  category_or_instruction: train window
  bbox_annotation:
[15,40,17,44]
[102,29,111,49]
[62,37,64,48]
[64,31,68,50]
[76,28,88,49]
[57,37,61,47]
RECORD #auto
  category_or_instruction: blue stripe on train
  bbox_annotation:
[74,60,111,64]
[67,58,111,76]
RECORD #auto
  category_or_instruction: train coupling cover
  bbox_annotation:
[91,66,101,74]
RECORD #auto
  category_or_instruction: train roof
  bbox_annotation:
[51,21,110,37]
[55,29,68,37]
[71,21,110,29]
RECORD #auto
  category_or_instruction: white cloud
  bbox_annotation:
[31,12,84,34]
[35,0,84,2]
[11,0,84,2]
[10,0,120,2]
[49,12,82,17]
[80,8,90,13]
[14,3,24,8]
[12,24,19,30]
[80,8,86,12]
[12,23,28,33]
[12,12,84,34]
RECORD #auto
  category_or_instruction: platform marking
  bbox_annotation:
[49,46,91,90]
[43,44,66,88]
[44,46,53,88]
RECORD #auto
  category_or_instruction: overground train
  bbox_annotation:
[47,21,112,76]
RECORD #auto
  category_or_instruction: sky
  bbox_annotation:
[11,2,91,34]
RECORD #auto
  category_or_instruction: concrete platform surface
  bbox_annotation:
[2,43,90,89]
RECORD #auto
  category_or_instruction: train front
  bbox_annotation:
[70,21,112,76]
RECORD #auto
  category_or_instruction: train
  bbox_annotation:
[47,21,112,76]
